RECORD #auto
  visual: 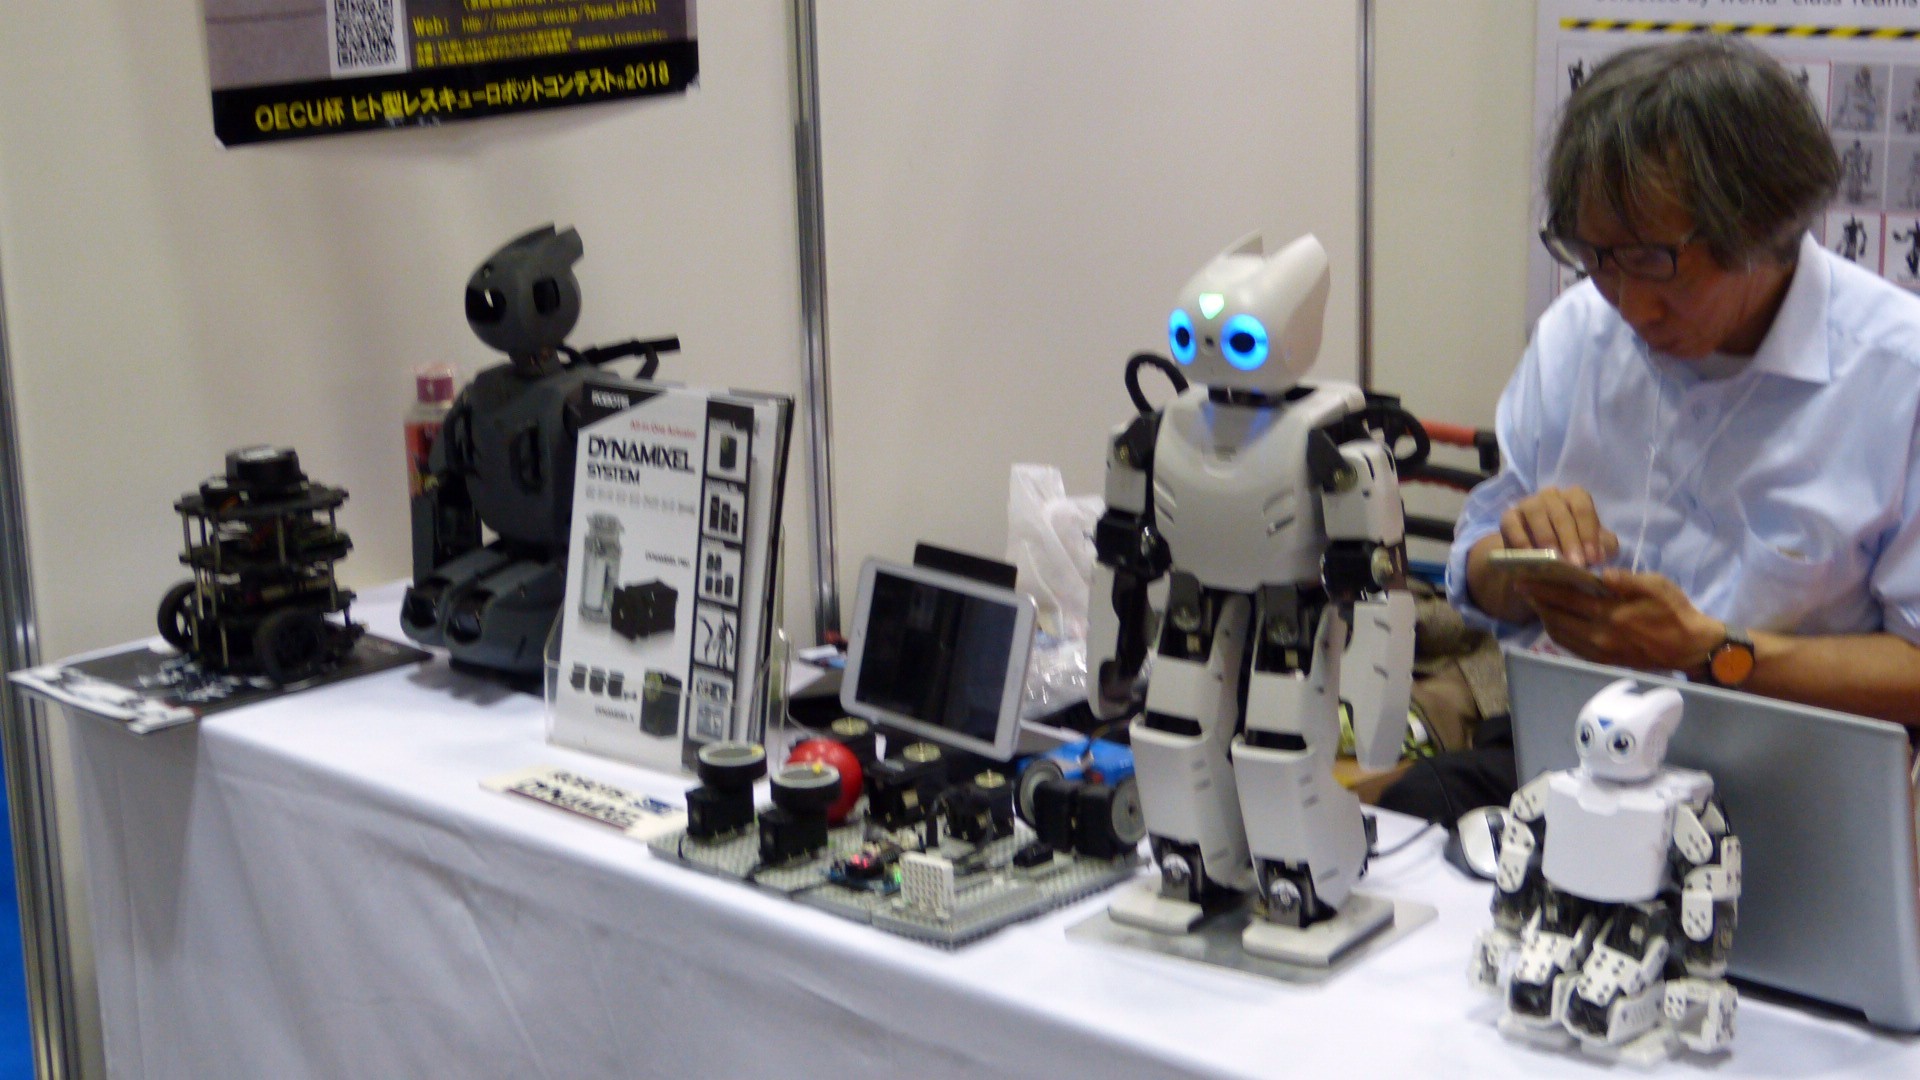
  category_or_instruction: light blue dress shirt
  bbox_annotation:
[1447,234,1920,646]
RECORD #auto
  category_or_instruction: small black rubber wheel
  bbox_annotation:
[157,581,198,653]
[254,608,329,685]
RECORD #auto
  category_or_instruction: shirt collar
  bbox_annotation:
[1746,232,1832,386]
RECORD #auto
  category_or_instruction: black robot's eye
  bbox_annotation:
[1578,723,1593,746]
[533,278,561,314]
[466,287,505,324]
[1610,732,1634,758]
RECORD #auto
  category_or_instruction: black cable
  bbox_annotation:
[1124,352,1188,415]
[1371,820,1438,859]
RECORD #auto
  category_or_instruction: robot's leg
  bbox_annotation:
[441,558,566,675]
[1109,586,1252,934]
[1233,594,1388,964]
[401,546,511,647]
[1563,903,1673,1049]
[1502,886,1599,1036]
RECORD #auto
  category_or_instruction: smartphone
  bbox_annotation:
[1486,548,1613,597]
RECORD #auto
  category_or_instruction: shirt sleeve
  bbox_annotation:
[1445,293,1585,633]
[1869,397,1920,645]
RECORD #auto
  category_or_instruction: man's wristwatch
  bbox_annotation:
[1701,627,1757,688]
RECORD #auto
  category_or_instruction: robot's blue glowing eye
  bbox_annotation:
[1221,314,1269,370]
[1169,309,1196,364]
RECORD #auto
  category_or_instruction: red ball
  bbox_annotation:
[787,738,863,824]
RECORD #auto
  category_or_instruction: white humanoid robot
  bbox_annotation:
[1088,233,1417,965]
[1471,679,1741,1064]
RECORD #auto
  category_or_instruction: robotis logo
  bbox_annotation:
[590,390,630,409]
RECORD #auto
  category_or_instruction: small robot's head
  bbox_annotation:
[1166,233,1330,394]
[1575,678,1683,783]
[465,224,584,359]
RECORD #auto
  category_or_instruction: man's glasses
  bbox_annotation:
[1539,227,1697,282]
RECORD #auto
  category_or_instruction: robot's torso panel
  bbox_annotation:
[1542,767,1714,903]
[1151,382,1364,593]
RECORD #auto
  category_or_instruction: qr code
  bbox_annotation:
[328,0,406,76]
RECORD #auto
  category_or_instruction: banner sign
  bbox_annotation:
[1533,2,1920,319]
[203,0,697,146]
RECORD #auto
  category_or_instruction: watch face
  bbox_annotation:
[1710,640,1756,687]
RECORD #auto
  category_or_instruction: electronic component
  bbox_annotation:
[866,742,945,830]
[827,715,878,769]
[684,741,765,841]
[758,762,842,866]
[898,852,957,918]
[945,771,1016,845]
[787,738,865,825]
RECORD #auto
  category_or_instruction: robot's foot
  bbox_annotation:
[1240,892,1394,967]
[1578,1024,1679,1068]
[1496,1013,1576,1050]
[1664,977,1737,1054]
[1108,881,1209,934]
[1506,975,1566,1026]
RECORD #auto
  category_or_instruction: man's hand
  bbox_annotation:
[1519,569,1724,672]
[1499,486,1619,569]
[1467,486,1622,623]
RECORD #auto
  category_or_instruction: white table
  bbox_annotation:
[55,587,1920,1078]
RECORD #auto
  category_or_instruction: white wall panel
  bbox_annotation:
[817,2,1362,594]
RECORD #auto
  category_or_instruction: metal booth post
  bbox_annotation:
[789,0,842,643]
[0,247,84,1075]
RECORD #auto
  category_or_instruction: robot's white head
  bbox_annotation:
[1574,678,1684,783]
[1167,233,1330,394]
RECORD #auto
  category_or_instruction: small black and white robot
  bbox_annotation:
[1471,678,1741,1063]
[401,225,678,676]
[1088,233,1417,965]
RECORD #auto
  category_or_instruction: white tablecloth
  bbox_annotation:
[59,586,1920,1079]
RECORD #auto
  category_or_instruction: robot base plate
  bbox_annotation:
[1070,890,1435,985]
[1106,881,1207,934]
[1240,892,1395,967]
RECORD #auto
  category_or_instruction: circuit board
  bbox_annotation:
[649,816,1141,947]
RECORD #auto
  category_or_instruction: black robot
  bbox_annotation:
[401,224,678,676]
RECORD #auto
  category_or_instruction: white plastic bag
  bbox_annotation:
[1005,465,1102,718]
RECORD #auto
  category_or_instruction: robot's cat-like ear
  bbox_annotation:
[1220,231,1264,260]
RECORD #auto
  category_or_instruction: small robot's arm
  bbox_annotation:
[1472,774,1551,988]
[1087,411,1170,719]
[1664,797,1741,1052]
[1312,428,1415,771]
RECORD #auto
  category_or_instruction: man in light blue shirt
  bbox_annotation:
[1448,38,1920,729]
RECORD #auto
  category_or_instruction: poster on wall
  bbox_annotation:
[1533,2,1920,319]
[203,0,697,146]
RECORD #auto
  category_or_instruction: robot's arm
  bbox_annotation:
[1665,797,1741,1052]
[1313,431,1414,771]
[410,395,483,580]
[1471,774,1551,988]
[1671,798,1741,976]
[1087,413,1170,718]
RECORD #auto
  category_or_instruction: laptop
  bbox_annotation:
[1506,648,1920,1031]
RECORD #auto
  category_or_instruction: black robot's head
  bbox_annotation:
[465,224,584,360]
